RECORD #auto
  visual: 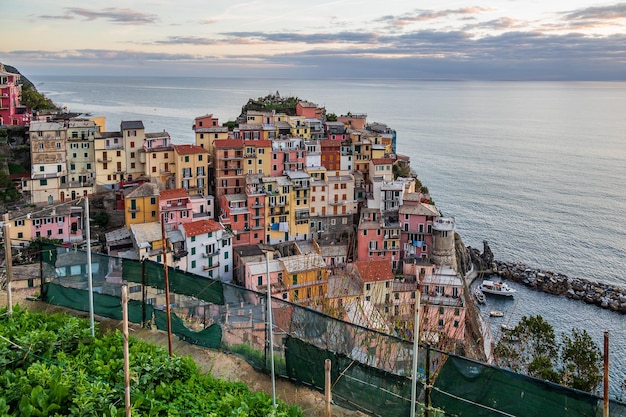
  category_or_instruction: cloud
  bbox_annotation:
[221,31,378,44]
[562,3,626,21]
[378,7,492,27]
[39,7,158,24]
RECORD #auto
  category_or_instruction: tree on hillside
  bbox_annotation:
[494,315,603,392]
[561,328,603,392]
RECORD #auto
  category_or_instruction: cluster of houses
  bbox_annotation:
[2,93,467,346]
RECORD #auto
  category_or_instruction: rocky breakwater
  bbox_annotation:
[495,260,626,314]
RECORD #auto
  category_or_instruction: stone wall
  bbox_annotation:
[494,260,626,314]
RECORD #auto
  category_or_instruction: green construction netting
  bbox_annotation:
[122,259,224,305]
[154,309,222,349]
[41,243,58,266]
[285,336,414,416]
[431,355,598,417]
[44,282,152,324]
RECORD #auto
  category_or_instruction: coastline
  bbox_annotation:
[490,260,626,314]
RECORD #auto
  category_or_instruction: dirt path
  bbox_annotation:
[3,268,368,417]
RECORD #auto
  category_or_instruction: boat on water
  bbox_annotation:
[490,310,504,317]
[474,287,486,304]
[501,324,515,331]
[480,280,517,297]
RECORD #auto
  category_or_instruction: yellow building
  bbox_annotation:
[243,139,271,176]
[280,252,328,304]
[65,119,98,201]
[193,114,229,156]
[124,183,160,228]
[142,132,176,189]
[287,115,311,139]
[285,171,311,241]
[121,121,146,181]
[94,131,125,187]
[173,144,210,196]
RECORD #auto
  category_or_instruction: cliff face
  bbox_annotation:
[468,241,494,272]
[454,232,472,276]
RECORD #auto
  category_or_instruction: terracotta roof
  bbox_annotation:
[182,219,223,237]
[354,259,393,283]
[159,188,189,200]
[244,139,272,147]
[174,144,209,155]
[213,139,244,149]
[371,158,394,165]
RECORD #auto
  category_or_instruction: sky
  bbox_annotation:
[2,1,626,80]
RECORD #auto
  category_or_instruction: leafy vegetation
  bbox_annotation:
[0,169,19,201]
[495,315,603,392]
[21,88,57,111]
[242,93,300,115]
[0,306,301,416]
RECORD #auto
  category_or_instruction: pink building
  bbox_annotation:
[399,193,439,262]
[243,257,284,295]
[271,138,305,176]
[219,193,252,247]
[0,65,31,126]
[295,101,319,119]
[356,208,400,268]
[32,205,83,243]
[160,188,193,231]
[193,114,220,131]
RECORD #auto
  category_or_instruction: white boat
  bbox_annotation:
[501,324,515,331]
[480,280,516,297]
[474,287,486,304]
[490,310,504,317]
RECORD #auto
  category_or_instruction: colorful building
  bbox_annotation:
[64,119,98,201]
[124,183,160,228]
[173,144,209,196]
[0,64,31,126]
[27,121,67,204]
[179,219,233,282]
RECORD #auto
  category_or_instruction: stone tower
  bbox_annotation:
[431,217,457,270]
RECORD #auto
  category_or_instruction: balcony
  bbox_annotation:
[251,213,264,219]
[97,157,112,163]
[223,153,243,160]
[128,207,140,212]
[105,144,124,150]
[201,250,219,258]
[251,224,264,230]
[203,262,220,270]
[330,200,343,206]
[160,169,171,174]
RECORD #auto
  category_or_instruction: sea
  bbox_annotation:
[34,76,626,397]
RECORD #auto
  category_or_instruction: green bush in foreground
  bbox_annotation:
[0,306,301,416]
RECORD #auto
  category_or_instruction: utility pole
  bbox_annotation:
[266,250,277,409]
[122,285,131,417]
[85,197,95,336]
[161,212,173,357]
[2,213,13,316]
[603,331,609,417]
[410,287,421,417]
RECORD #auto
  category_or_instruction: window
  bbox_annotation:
[17,232,23,239]
[191,260,196,268]
[117,151,121,157]
[40,179,47,186]
[439,307,444,315]
[191,236,196,242]
[58,228,63,234]
[258,276,263,286]
[292,274,298,285]
[224,251,228,259]
[130,152,135,158]
[438,319,444,327]
[131,213,136,219]
[150,197,156,205]
[191,247,196,255]
[152,167,157,173]
[130,141,135,148]
[185,156,190,163]
[365,295,371,301]
[454,320,459,328]
[225,265,229,272]
[455,308,460,316]
[365,283,371,291]
[86,163,91,169]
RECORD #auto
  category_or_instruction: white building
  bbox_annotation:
[180,219,233,282]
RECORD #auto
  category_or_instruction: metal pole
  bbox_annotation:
[122,285,131,417]
[410,287,421,417]
[2,213,13,316]
[39,239,44,302]
[603,331,609,417]
[266,251,277,408]
[425,345,430,417]
[85,197,95,336]
[141,259,146,327]
[161,213,173,357]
